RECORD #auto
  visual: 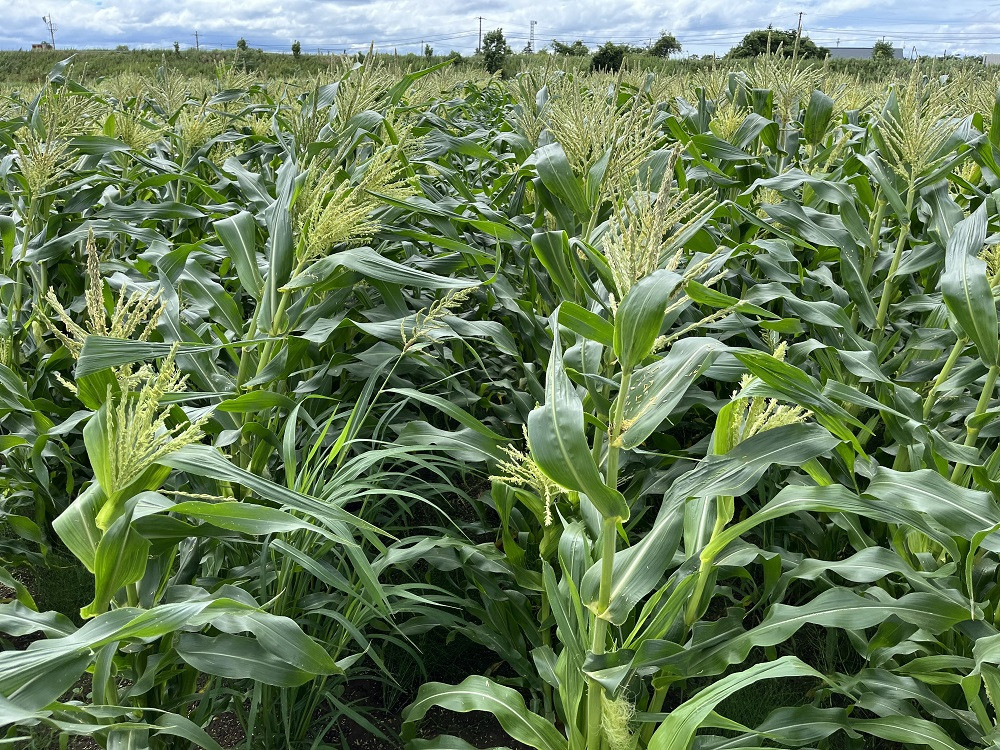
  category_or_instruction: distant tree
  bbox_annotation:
[648,31,681,58]
[446,50,463,63]
[424,43,434,59]
[590,41,630,72]
[173,41,180,55]
[482,28,511,73]
[727,26,829,59]
[552,39,589,56]
[115,44,129,52]
[872,39,894,61]
[291,40,301,58]
[233,38,264,71]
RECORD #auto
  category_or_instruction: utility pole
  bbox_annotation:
[193,30,200,50]
[792,11,804,61]
[42,13,56,49]
[477,16,484,53]
[529,20,537,53]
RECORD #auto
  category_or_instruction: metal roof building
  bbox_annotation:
[828,46,903,59]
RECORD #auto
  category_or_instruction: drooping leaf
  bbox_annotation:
[942,204,998,365]
[402,675,568,750]
[528,309,629,520]
[647,656,826,750]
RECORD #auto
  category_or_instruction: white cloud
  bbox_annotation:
[4,0,999,57]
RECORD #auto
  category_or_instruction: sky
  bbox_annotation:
[5,0,1000,57]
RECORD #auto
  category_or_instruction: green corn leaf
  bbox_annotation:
[533,142,591,223]
[402,674,568,750]
[0,602,76,638]
[68,134,130,155]
[703,484,965,562]
[619,338,726,449]
[233,611,343,675]
[150,714,226,750]
[283,246,479,292]
[52,483,104,572]
[733,350,864,446]
[647,656,825,750]
[803,89,835,145]
[387,387,508,440]
[850,716,967,750]
[864,467,1000,541]
[581,493,685,624]
[175,633,315,687]
[83,404,113,505]
[729,706,853,747]
[409,736,509,750]
[531,230,578,301]
[558,302,615,348]
[215,391,297,413]
[613,269,683,371]
[75,335,271,379]
[81,504,150,619]
[942,203,998,366]
[165,500,326,537]
[675,423,843,500]
[215,211,264,299]
[528,309,628,520]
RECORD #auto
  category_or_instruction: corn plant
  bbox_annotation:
[6,51,1000,750]
[401,63,1000,750]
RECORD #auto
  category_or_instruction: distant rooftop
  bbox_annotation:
[828,46,903,60]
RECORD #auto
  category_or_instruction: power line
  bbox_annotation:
[195,30,478,53]
[20,15,1000,57]
[809,24,1000,36]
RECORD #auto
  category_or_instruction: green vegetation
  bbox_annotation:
[728,26,830,58]
[873,38,895,61]
[2,48,1000,750]
[482,28,511,74]
[552,39,591,56]
[649,32,682,58]
[590,41,631,72]
[0,47,985,89]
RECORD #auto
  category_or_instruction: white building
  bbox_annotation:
[828,46,903,60]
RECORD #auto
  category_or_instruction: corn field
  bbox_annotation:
[3,51,1000,749]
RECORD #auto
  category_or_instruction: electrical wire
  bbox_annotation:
[16,10,1000,55]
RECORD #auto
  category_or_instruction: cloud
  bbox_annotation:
[4,0,999,57]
